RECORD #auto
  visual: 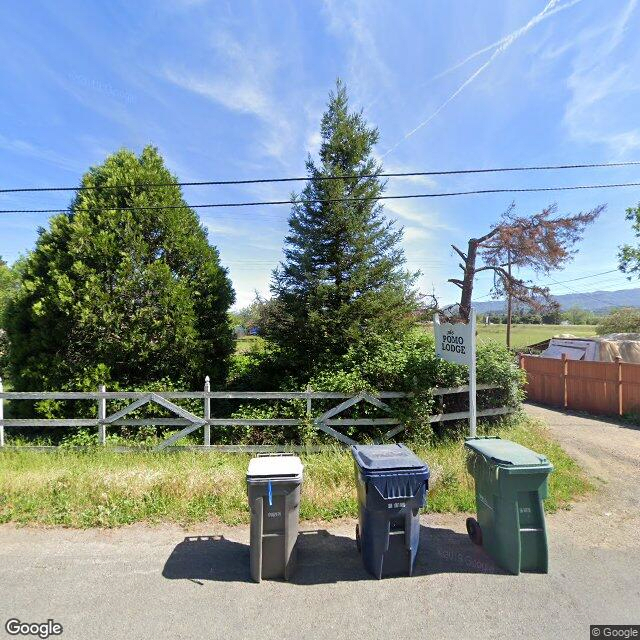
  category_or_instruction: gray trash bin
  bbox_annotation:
[246,454,304,582]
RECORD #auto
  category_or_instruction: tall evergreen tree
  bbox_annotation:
[6,146,235,390]
[0,256,20,325]
[266,81,418,374]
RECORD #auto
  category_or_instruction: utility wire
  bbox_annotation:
[544,269,620,285]
[545,277,622,308]
[475,272,627,307]
[2,180,640,215]
[473,269,625,301]
[1,160,640,194]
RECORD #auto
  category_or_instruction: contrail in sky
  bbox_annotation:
[431,0,583,82]
[382,0,583,159]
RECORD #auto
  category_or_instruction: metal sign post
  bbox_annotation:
[434,312,477,437]
[468,311,477,438]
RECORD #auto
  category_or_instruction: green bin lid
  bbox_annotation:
[464,437,550,467]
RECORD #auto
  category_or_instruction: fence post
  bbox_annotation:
[562,353,568,410]
[616,356,623,416]
[203,376,211,447]
[306,384,312,419]
[0,376,4,447]
[98,384,106,445]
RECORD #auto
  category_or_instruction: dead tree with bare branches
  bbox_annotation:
[449,202,605,323]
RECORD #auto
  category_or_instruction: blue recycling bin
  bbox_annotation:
[351,444,430,579]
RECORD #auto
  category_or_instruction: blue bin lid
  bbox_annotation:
[465,437,550,467]
[351,444,428,473]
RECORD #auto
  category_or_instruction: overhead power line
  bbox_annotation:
[545,277,622,308]
[545,269,620,285]
[1,160,640,194]
[473,268,624,301]
[2,180,640,215]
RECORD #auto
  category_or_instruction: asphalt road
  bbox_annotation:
[1,404,639,640]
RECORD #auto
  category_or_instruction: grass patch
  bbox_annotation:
[423,415,593,513]
[237,322,598,353]
[478,323,597,348]
[235,335,266,354]
[0,415,592,528]
[423,323,597,349]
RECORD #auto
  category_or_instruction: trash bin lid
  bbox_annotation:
[351,444,428,473]
[247,455,303,480]
[465,437,550,467]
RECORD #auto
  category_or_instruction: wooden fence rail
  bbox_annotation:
[520,354,640,417]
[0,377,511,451]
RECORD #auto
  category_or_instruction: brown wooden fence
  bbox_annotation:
[519,354,640,417]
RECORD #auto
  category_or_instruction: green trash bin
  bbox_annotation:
[464,437,553,575]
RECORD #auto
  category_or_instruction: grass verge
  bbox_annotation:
[0,415,592,528]
[423,323,597,349]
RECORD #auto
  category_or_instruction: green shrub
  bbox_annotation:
[228,331,523,445]
[9,376,204,447]
[6,147,235,394]
[596,307,640,335]
[9,331,523,447]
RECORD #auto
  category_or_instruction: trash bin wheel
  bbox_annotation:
[466,517,483,545]
[355,524,361,552]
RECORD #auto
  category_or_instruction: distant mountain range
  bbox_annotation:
[471,287,640,314]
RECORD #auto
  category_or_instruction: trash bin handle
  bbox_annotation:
[373,485,418,501]
[256,452,296,458]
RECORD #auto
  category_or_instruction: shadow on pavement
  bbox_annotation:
[291,529,369,584]
[162,535,251,584]
[162,525,505,585]
[419,525,506,576]
[293,526,505,583]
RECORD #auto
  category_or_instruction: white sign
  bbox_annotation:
[434,319,473,365]
[434,313,477,437]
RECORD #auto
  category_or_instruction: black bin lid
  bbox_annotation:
[351,444,428,473]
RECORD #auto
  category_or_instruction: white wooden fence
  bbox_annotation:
[0,376,512,452]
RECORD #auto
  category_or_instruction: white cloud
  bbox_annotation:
[164,32,295,163]
[390,173,438,190]
[432,0,583,82]
[228,269,271,309]
[306,130,323,158]
[377,157,439,190]
[384,197,454,233]
[563,0,640,154]
[167,71,270,119]
[0,134,84,173]
[321,0,391,100]
[202,220,246,237]
[383,0,583,158]
[402,226,430,242]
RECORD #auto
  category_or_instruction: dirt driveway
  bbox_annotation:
[526,403,640,548]
[0,404,639,640]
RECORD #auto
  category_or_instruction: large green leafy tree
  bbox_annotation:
[0,256,21,371]
[619,201,640,277]
[6,146,235,390]
[266,81,418,376]
[0,256,20,324]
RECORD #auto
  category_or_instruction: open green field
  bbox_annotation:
[420,322,596,349]
[0,415,592,527]
[235,335,265,354]
[476,323,597,348]
[237,325,598,353]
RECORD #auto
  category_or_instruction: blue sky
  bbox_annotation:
[1,0,639,308]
